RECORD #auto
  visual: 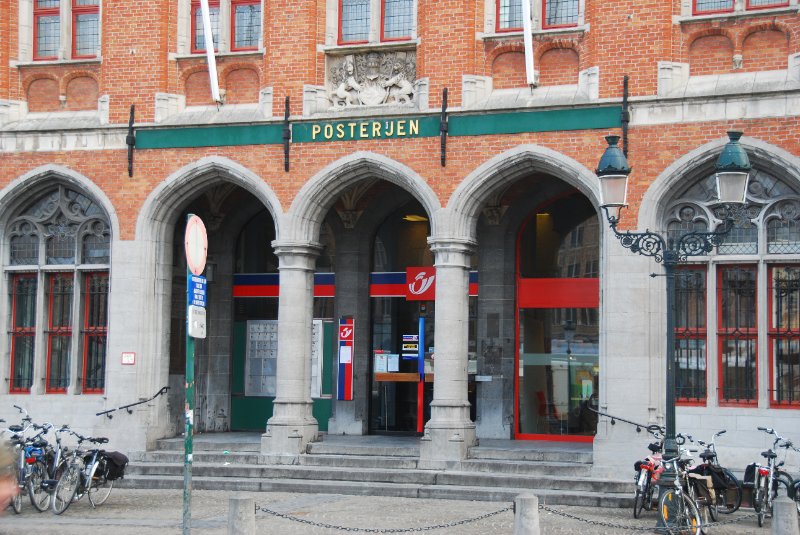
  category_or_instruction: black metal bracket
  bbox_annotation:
[621,76,630,158]
[440,88,448,167]
[126,104,136,177]
[283,96,291,172]
[96,385,170,419]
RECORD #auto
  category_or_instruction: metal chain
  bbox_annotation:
[255,504,512,533]
[538,503,759,532]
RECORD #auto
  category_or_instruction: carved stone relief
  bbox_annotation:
[327,51,416,108]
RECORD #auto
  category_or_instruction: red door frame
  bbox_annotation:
[513,200,599,443]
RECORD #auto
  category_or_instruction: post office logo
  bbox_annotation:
[406,267,435,301]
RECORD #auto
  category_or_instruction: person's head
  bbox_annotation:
[0,440,17,513]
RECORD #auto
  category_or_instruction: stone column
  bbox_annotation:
[261,241,322,461]
[419,237,477,468]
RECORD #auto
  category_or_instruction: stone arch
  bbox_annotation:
[485,42,525,72]
[285,152,441,245]
[447,144,600,241]
[538,47,580,86]
[640,135,800,230]
[491,51,527,89]
[0,164,119,240]
[136,156,282,243]
[60,70,100,94]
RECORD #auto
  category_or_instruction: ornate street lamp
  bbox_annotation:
[596,131,751,525]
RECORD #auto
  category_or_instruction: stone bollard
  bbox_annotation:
[513,494,541,535]
[771,496,800,535]
[228,495,255,535]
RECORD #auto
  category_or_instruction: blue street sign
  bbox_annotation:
[188,274,207,308]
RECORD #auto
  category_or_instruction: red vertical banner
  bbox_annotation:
[337,317,354,401]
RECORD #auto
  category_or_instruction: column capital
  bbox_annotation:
[272,240,323,271]
[427,236,476,269]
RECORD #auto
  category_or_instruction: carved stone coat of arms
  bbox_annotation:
[328,51,417,108]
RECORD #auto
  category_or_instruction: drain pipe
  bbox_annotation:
[513,494,541,535]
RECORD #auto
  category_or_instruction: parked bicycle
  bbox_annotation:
[657,447,703,535]
[749,427,796,528]
[633,427,664,518]
[52,431,113,514]
[692,429,743,517]
[4,406,50,514]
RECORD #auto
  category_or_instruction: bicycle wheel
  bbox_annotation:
[659,488,702,535]
[10,486,22,514]
[793,480,800,515]
[88,470,113,507]
[52,465,80,515]
[27,460,50,512]
[716,468,742,514]
[633,470,648,518]
[755,475,768,528]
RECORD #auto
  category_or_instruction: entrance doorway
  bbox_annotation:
[515,195,599,441]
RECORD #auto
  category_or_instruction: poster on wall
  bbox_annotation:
[310,320,323,398]
[245,320,278,397]
[338,317,354,400]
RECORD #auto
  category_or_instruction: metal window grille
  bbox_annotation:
[192,2,220,52]
[82,272,108,393]
[544,0,578,28]
[694,0,734,13]
[10,275,37,392]
[46,233,76,265]
[675,268,707,402]
[770,266,800,405]
[767,217,800,254]
[341,0,370,43]
[718,266,758,404]
[82,230,110,264]
[382,0,413,40]
[10,234,39,265]
[233,1,261,50]
[498,0,523,30]
[46,274,73,393]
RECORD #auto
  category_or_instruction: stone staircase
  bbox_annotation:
[120,433,632,506]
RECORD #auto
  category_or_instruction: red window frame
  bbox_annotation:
[674,266,709,406]
[380,0,412,42]
[717,265,758,407]
[767,265,800,408]
[692,0,734,15]
[230,0,260,52]
[191,0,220,54]
[541,0,579,30]
[33,0,60,61]
[72,0,100,59]
[10,274,37,394]
[45,273,73,394]
[746,0,789,10]
[81,272,108,394]
[338,0,370,45]
[496,0,522,33]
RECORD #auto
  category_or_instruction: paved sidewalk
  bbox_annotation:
[0,488,765,534]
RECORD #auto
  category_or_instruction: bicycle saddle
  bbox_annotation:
[700,450,716,461]
[761,449,777,459]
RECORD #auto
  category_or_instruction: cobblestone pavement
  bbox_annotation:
[0,489,767,534]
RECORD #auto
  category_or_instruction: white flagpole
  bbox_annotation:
[521,0,536,89]
[199,0,222,103]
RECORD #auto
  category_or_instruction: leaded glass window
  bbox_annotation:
[5,185,110,395]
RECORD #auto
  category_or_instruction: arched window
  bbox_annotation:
[663,166,800,408]
[6,185,110,394]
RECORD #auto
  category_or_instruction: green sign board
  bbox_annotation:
[292,116,439,143]
[135,106,622,149]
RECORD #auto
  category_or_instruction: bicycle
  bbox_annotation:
[657,448,703,535]
[693,429,743,516]
[633,427,664,518]
[52,432,112,514]
[750,427,796,528]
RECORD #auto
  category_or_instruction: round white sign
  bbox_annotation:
[184,215,208,276]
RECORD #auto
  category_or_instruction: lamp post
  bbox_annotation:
[596,132,751,524]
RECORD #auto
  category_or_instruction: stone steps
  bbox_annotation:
[123,436,633,507]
